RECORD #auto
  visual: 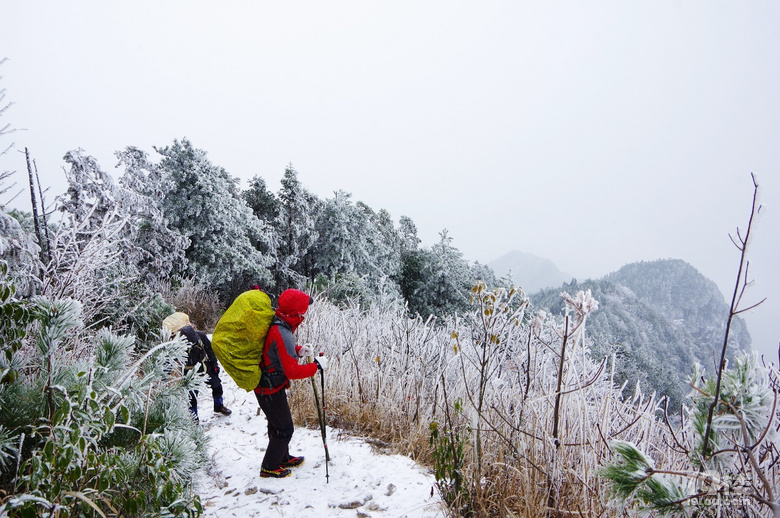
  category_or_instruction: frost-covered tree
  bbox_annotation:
[470,260,500,288]
[156,138,273,298]
[240,175,280,280]
[0,206,41,298]
[274,164,319,289]
[398,214,421,256]
[243,175,280,223]
[116,146,189,283]
[59,149,120,233]
[311,192,402,304]
[49,150,140,331]
[398,215,426,308]
[410,229,473,317]
[313,190,368,277]
[47,149,177,340]
[364,205,402,290]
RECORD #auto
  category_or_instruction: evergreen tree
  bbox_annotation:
[398,215,421,255]
[397,216,427,312]
[470,261,501,288]
[273,164,319,289]
[59,149,120,233]
[115,146,189,283]
[240,175,281,278]
[155,138,273,298]
[243,175,280,222]
[410,230,473,317]
[364,205,402,292]
[400,248,431,315]
[314,190,367,277]
[312,192,402,304]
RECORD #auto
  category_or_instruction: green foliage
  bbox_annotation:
[399,250,428,312]
[273,164,320,290]
[0,294,206,517]
[0,262,33,384]
[429,398,470,511]
[599,441,656,500]
[600,352,775,516]
[600,441,690,516]
[243,175,280,224]
[689,354,772,467]
[114,290,175,349]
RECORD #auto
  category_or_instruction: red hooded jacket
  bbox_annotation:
[255,289,318,395]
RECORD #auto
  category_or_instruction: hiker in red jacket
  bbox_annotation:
[255,288,327,478]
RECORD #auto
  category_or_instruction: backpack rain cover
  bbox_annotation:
[211,290,275,391]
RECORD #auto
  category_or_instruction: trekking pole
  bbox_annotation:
[309,353,330,483]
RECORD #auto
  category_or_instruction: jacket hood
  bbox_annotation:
[276,289,311,330]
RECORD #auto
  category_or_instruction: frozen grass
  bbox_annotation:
[289,289,690,516]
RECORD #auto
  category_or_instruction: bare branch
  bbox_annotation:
[703,174,763,461]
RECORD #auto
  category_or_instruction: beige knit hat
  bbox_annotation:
[162,312,190,335]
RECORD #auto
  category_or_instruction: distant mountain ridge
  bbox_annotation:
[529,258,751,410]
[488,250,572,294]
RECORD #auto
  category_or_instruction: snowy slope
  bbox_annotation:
[193,374,446,517]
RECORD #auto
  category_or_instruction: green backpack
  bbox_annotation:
[211,290,276,391]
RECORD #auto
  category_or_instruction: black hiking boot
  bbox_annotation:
[214,404,232,416]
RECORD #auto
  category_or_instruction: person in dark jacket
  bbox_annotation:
[254,289,327,478]
[163,312,232,422]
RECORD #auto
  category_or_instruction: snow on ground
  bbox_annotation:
[193,373,446,517]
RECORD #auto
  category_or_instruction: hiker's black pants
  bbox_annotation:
[188,365,224,411]
[256,389,294,470]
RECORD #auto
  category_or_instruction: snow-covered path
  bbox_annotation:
[193,374,446,517]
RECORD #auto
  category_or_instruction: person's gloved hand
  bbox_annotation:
[314,355,328,372]
[298,344,314,358]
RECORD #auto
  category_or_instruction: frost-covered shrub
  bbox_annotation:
[294,283,669,516]
[0,262,34,385]
[600,353,779,517]
[0,296,207,517]
[155,277,222,331]
[598,176,778,517]
[115,291,175,350]
[0,207,42,298]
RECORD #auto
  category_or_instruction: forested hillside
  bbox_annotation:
[531,258,752,410]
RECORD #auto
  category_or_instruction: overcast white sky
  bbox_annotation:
[1,1,778,359]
